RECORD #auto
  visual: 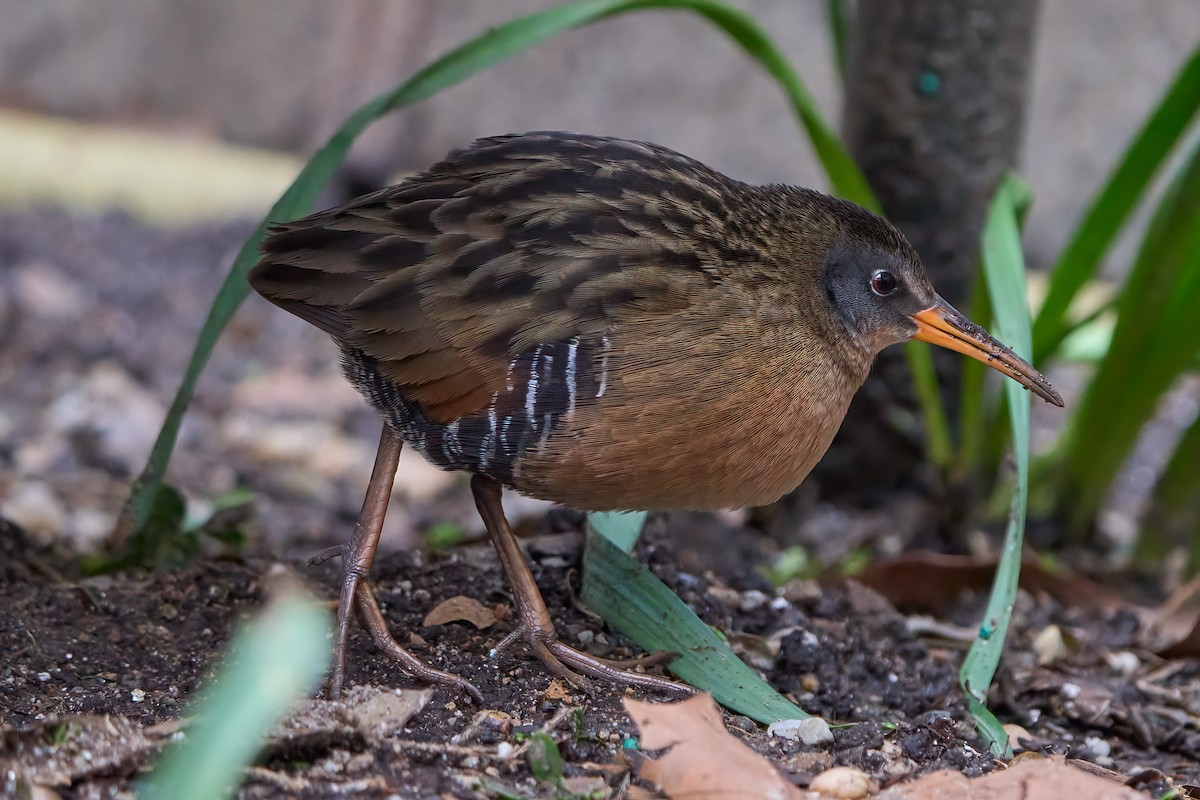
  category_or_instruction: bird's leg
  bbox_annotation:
[318,424,479,701]
[317,425,399,699]
[470,475,691,696]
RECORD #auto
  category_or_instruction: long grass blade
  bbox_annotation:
[955,277,993,477]
[581,527,808,723]
[1059,138,1200,531]
[588,510,648,553]
[138,589,330,800]
[960,174,1036,756]
[1031,45,1200,364]
[824,0,851,81]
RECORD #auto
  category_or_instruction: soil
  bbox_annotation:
[1,209,1198,798]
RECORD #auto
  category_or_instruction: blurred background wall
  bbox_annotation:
[1,0,1197,266]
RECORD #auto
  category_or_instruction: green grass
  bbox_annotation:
[1058,135,1200,532]
[138,589,330,800]
[959,175,1037,756]
[973,42,1200,555]
[581,523,808,724]
[1031,46,1200,364]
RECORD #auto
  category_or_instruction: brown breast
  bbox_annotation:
[515,292,865,511]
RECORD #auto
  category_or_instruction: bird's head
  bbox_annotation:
[812,193,1062,406]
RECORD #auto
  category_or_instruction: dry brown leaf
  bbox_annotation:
[0,714,153,786]
[543,678,574,703]
[858,554,1126,612]
[345,686,434,743]
[852,553,1200,661]
[878,758,1142,799]
[422,595,499,629]
[624,694,805,800]
[1139,573,1200,657]
[563,775,611,797]
[266,685,432,751]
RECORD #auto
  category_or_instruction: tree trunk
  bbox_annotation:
[758,0,1040,543]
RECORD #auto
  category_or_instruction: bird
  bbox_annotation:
[249,131,1062,701]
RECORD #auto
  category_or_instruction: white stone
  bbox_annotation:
[768,717,833,746]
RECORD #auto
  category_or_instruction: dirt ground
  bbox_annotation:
[1,210,1199,798]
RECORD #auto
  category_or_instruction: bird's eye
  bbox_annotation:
[870,270,899,296]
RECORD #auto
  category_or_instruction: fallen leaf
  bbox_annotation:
[624,694,804,799]
[1002,723,1032,752]
[0,715,154,786]
[1139,573,1200,657]
[563,775,610,797]
[423,595,500,629]
[265,685,432,752]
[345,686,433,743]
[879,758,1142,799]
[543,679,573,703]
[858,554,1126,612]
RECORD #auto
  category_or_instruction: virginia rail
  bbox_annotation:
[249,131,1062,700]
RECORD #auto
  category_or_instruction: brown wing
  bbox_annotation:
[248,131,736,423]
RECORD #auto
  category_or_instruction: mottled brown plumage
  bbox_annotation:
[249,131,1061,699]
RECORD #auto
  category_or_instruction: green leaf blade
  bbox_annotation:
[582,525,807,724]
[139,590,330,800]
[1059,136,1200,530]
[1032,44,1200,363]
[960,174,1035,757]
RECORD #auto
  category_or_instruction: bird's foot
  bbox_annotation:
[310,543,483,704]
[354,580,483,703]
[490,614,690,696]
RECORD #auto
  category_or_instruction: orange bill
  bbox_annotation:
[910,295,1064,407]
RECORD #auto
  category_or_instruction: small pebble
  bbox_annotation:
[1033,624,1067,665]
[809,766,876,799]
[1105,651,1140,676]
[739,589,768,612]
[769,717,833,746]
[130,688,145,702]
[1083,735,1111,761]
[729,715,756,732]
